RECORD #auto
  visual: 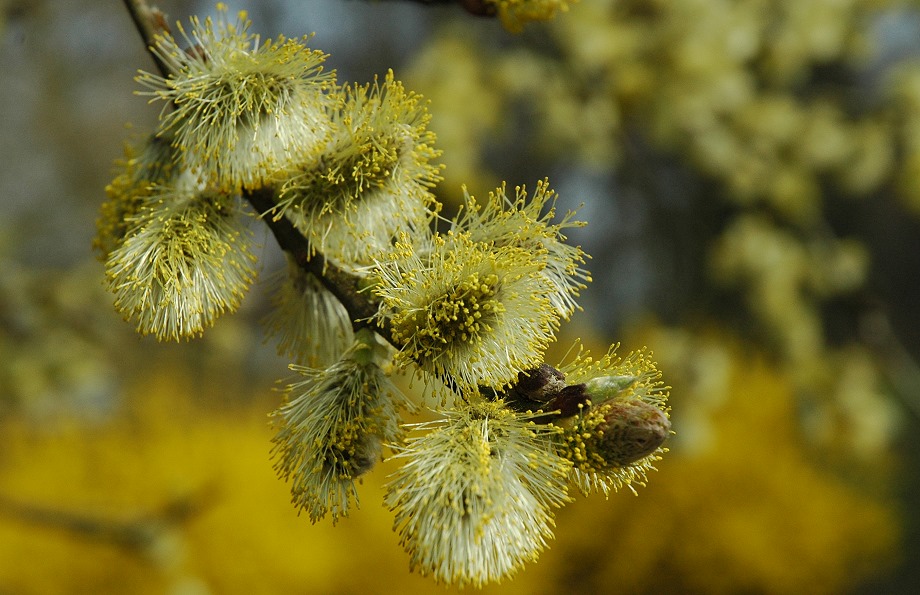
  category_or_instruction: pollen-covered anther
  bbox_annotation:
[452,179,589,320]
[412,272,503,349]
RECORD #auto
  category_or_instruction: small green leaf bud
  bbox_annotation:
[583,374,641,404]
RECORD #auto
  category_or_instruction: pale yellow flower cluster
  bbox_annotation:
[263,257,354,367]
[386,400,572,586]
[272,329,406,523]
[100,139,256,341]
[136,5,334,192]
[101,2,670,588]
[371,181,589,394]
[100,5,441,348]
[276,73,442,265]
[374,230,557,393]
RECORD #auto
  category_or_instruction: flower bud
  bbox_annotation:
[555,395,670,477]
[590,399,671,467]
[546,383,590,418]
[515,364,566,402]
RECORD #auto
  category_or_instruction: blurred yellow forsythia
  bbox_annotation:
[0,331,896,594]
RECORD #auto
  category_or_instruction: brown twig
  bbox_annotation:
[245,188,394,343]
[353,0,497,17]
[122,0,172,78]
[0,487,215,554]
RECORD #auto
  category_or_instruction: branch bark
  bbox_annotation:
[0,487,214,553]
[352,0,497,16]
[122,0,172,78]
[245,188,394,344]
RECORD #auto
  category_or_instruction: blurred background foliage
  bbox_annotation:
[1,0,919,592]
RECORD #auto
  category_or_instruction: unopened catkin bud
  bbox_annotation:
[556,395,670,476]
[589,398,671,466]
[552,344,671,494]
